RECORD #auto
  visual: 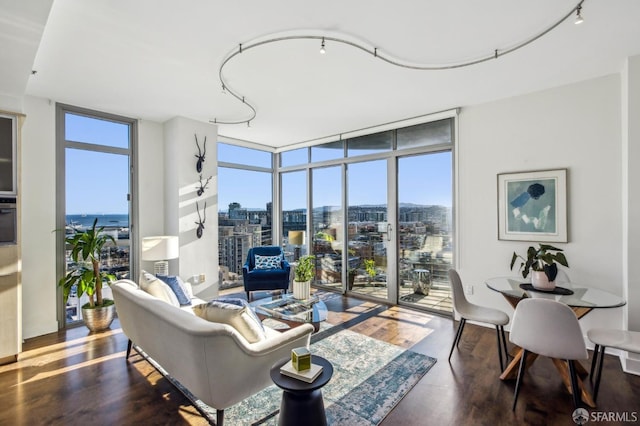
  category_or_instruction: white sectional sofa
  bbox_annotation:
[111,277,314,426]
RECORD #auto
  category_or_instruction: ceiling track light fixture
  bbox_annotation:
[211,0,585,126]
[575,5,584,24]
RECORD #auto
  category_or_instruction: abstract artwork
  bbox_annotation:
[497,169,567,242]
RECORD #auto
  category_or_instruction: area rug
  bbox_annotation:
[152,324,436,425]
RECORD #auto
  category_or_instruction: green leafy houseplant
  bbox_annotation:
[294,255,315,282]
[510,244,569,282]
[364,259,376,283]
[58,218,117,310]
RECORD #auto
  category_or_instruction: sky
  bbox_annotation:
[64,119,452,216]
[218,143,452,212]
[65,113,130,215]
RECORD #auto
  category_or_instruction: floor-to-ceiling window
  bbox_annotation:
[217,142,274,290]
[56,104,137,326]
[311,166,343,288]
[277,114,455,314]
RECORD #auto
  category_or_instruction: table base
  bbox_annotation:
[279,388,327,426]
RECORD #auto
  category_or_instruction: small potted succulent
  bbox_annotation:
[510,244,569,290]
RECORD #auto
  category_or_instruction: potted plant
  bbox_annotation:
[510,244,569,290]
[347,268,357,290]
[58,218,117,331]
[364,259,376,285]
[293,255,315,299]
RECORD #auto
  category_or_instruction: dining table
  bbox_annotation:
[485,276,626,408]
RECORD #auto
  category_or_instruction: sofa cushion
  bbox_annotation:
[254,254,282,270]
[139,271,179,307]
[157,275,191,306]
[192,300,266,343]
[215,297,265,332]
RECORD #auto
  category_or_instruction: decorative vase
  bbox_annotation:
[82,303,116,332]
[531,271,556,291]
[293,280,311,300]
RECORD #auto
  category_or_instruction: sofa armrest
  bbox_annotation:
[245,323,314,355]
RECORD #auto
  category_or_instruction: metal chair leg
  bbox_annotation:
[500,325,509,362]
[448,318,466,362]
[568,360,581,408]
[590,344,600,379]
[495,326,505,371]
[593,345,606,402]
[513,349,529,411]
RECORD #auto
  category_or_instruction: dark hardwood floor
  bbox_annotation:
[1,291,638,425]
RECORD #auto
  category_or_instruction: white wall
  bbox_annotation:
[621,55,640,373]
[137,119,165,253]
[163,117,219,299]
[457,74,624,332]
[21,96,57,338]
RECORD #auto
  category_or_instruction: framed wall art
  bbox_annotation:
[497,168,567,242]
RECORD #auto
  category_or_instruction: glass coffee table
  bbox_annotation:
[250,293,327,332]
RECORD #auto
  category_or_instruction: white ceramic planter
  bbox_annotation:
[531,270,556,291]
[293,280,311,300]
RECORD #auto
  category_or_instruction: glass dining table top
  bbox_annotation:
[485,276,626,309]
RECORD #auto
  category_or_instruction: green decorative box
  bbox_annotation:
[291,347,311,372]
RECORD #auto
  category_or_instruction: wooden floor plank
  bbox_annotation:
[1,292,638,425]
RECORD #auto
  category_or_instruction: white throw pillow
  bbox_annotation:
[139,271,180,307]
[192,300,266,343]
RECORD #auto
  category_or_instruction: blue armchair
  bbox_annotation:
[242,246,291,300]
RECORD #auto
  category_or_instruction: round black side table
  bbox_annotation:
[270,355,334,426]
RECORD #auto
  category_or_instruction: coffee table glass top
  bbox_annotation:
[250,293,328,324]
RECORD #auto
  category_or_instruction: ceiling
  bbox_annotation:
[4,0,640,148]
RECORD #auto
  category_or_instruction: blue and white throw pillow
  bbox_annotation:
[254,254,282,270]
[157,275,191,306]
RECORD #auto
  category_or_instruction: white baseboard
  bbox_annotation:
[622,355,640,376]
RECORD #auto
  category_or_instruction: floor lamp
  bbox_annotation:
[288,230,305,261]
[142,236,179,276]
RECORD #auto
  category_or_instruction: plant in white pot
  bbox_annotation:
[510,244,569,290]
[293,255,315,300]
[58,218,117,332]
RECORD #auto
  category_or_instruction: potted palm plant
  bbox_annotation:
[510,244,569,290]
[293,255,315,300]
[58,218,117,331]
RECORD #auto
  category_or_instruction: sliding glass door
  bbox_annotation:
[397,152,452,314]
[311,166,342,290]
[347,160,390,299]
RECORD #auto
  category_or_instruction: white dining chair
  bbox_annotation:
[448,269,510,371]
[587,328,640,402]
[510,298,588,410]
